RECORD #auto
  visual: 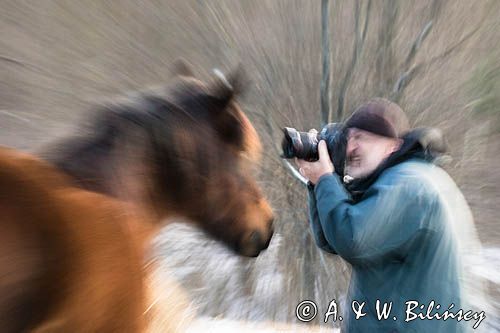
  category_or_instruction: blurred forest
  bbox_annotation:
[1,0,499,329]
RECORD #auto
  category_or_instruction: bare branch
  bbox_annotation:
[390,0,468,102]
[391,25,480,102]
[360,0,372,44]
[0,54,48,76]
[0,54,72,84]
[427,26,480,63]
[336,0,372,121]
[374,1,399,96]
[0,54,32,67]
[321,0,332,126]
[391,19,434,99]
[391,65,420,98]
[404,20,433,69]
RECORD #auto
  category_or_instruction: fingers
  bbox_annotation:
[318,140,329,161]
[295,158,306,176]
[295,158,309,178]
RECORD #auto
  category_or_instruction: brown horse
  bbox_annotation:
[0,65,274,332]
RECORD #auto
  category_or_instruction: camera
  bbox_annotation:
[281,123,347,176]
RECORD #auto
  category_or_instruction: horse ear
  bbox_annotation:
[171,58,195,78]
[209,65,248,108]
[226,64,248,97]
[211,68,234,107]
[207,67,248,146]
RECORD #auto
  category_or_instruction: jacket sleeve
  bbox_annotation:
[313,172,435,264]
[306,180,338,254]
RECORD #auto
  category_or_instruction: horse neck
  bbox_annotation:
[43,132,168,223]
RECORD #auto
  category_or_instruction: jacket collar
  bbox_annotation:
[345,127,447,201]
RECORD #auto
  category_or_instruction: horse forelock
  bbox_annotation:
[164,75,260,157]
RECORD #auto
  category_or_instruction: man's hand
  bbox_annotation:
[295,140,334,185]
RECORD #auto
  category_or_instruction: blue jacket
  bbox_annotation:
[308,158,479,332]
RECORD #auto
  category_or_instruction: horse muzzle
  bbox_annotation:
[237,219,274,257]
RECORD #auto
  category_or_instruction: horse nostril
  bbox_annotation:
[249,231,261,247]
[241,227,273,257]
[263,223,273,250]
[239,231,262,257]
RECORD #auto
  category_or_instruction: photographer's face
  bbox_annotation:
[346,128,401,179]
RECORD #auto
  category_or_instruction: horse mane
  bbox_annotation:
[41,74,248,199]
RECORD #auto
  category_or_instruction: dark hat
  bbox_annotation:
[344,98,410,138]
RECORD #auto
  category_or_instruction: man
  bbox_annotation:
[296,98,488,332]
